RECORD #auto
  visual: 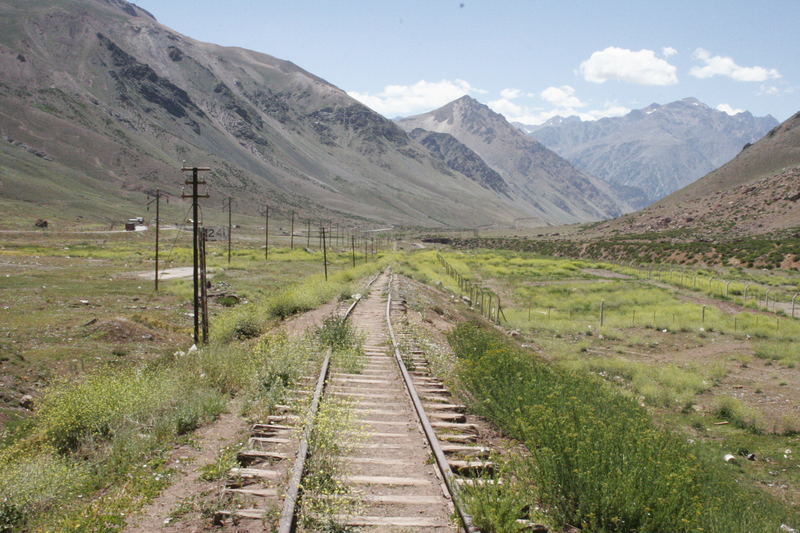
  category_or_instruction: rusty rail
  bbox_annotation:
[276,270,381,533]
[385,272,479,533]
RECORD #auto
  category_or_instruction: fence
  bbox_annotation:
[437,252,505,324]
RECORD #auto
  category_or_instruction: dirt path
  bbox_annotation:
[649,280,780,316]
[581,268,632,279]
[585,268,789,318]
[132,266,196,280]
[125,400,248,533]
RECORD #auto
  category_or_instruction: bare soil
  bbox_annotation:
[125,400,249,533]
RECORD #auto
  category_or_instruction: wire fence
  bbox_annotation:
[437,252,505,323]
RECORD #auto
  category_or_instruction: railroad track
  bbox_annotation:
[214,270,492,531]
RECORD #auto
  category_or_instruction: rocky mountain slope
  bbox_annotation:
[0,0,536,228]
[397,96,632,225]
[524,98,777,206]
[407,128,510,196]
[595,111,800,239]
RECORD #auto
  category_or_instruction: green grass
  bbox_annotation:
[754,340,800,367]
[448,322,797,532]
[712,395,766,433]
[573,357,714,408]
[212,258,387,343]
[0,297,334,533]
[401,248,800,526]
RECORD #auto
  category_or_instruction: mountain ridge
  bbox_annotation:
[0,0,537,228]
[594,111,800,239]
[520,98,778,205]
[397,96,633,225]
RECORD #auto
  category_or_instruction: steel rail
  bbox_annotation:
[277,271,381,533]
[385,272,479,533]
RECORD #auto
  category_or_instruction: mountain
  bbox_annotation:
[406,128,509,196]
[523,98,778,206]
[397,96,632,225]
[0,0,533,228]
[595,111,800,239]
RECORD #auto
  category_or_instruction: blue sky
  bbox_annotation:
[134,0,799,123]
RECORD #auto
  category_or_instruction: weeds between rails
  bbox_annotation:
[298,315,366,530]
[0,259,383,531]
[448,322,798,532]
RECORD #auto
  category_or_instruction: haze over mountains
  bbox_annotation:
[520,98,777,206]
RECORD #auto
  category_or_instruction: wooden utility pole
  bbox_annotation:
[321,226,328,281]
[199,228,209,344]
[146,189,166,291]
[181,165,210,346]
[306,219,311,248]
[351,235,356,268]
[264,205,269,260]
[224,196,234,265]
[290,210,295,250]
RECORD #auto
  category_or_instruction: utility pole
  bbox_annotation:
[181,165,210,346]
[199,227,209,343]
[321,226,328,281]
[146,188,166,291]
[306,219,311,248]
[364,239,368,263]
[264,205,269,261]
[351,235,356,268]
[224,196,234,265]
[290,210,295,249]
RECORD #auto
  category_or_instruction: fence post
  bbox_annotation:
[600,300,605,327]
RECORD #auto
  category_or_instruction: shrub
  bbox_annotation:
[713,395,765,433]
[448,322,796,532]
[316,316,358,351]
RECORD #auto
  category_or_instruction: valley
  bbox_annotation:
[1,0,800,532]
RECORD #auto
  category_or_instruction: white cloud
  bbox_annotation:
[662,46,677,57]
[487,97,526,118]
[578,46,678,85]
[716,103,744,116]
[690,48,781,82]
[758,84,780,95]
[488,85,629,125]
[540,85,585,109]
[347,79,483,117]
[500,88,522,99]
[581,105,631,121]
